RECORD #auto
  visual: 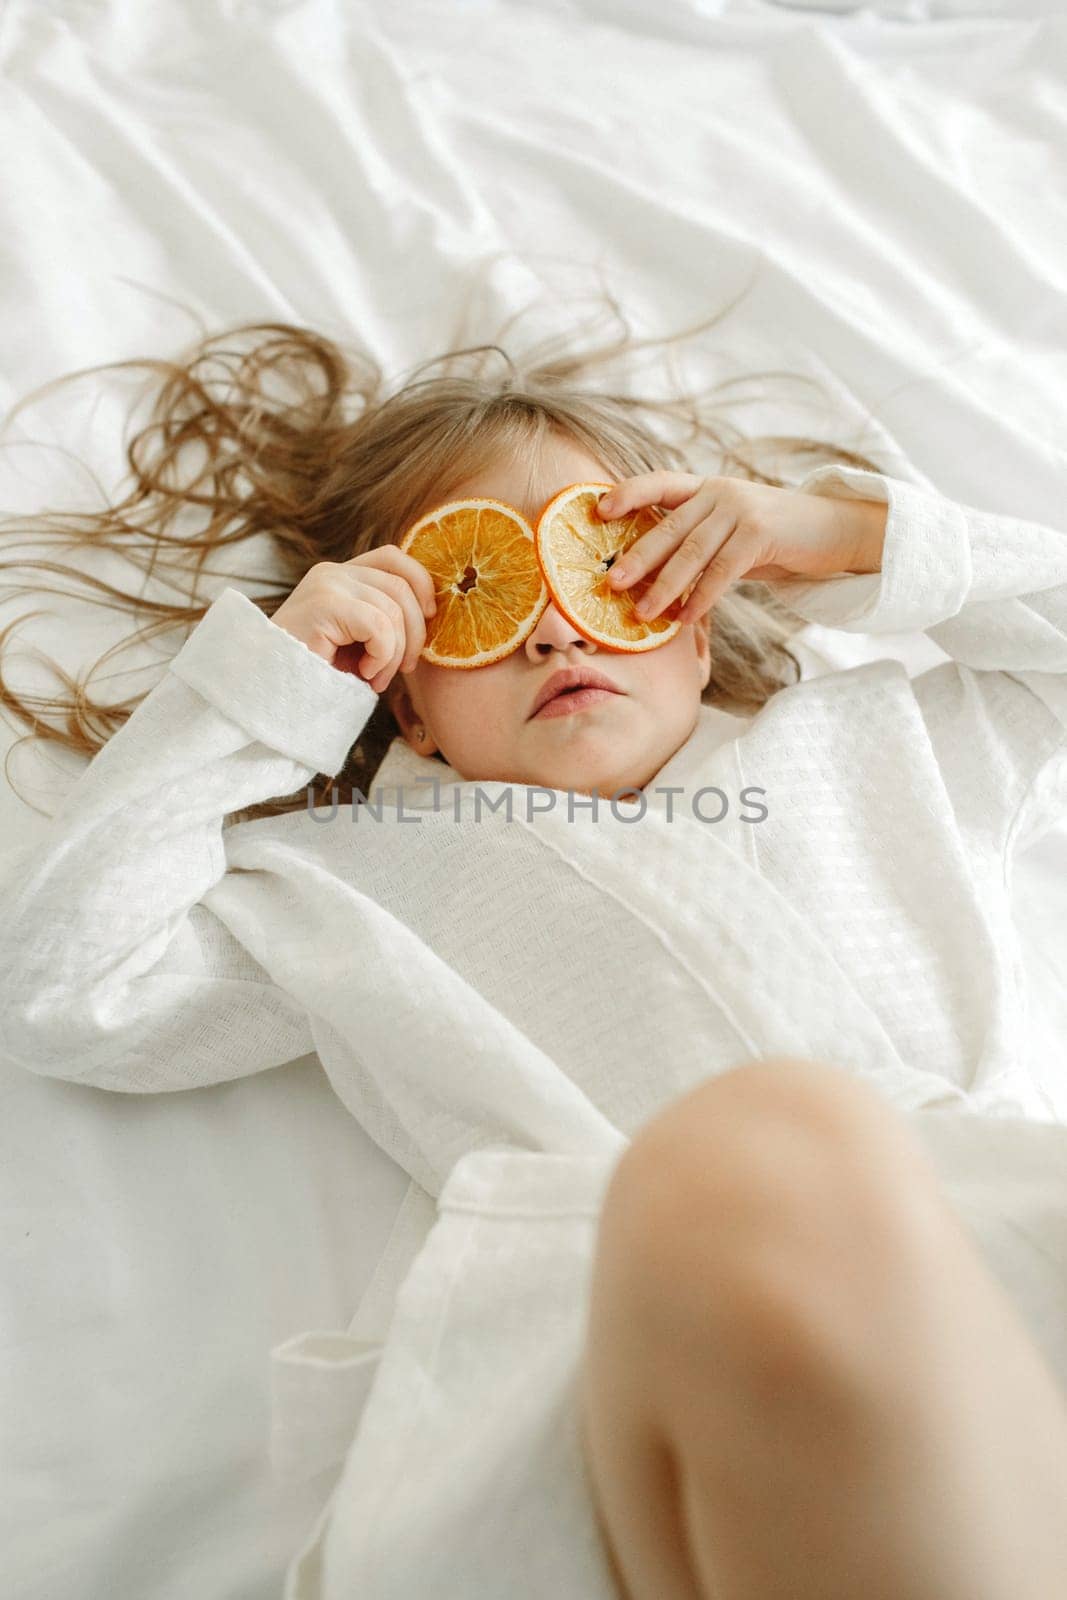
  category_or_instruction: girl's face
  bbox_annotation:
[387,434,712,797]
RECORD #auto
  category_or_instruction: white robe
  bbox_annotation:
[2,463,1066,1597]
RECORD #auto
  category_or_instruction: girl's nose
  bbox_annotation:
[525,599,596,657]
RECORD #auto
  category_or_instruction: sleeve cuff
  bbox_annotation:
[168,586,380,775]
[766,464,972,635]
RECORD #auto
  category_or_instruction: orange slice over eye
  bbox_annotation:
[399,498,549,668]
[533,482,683,652]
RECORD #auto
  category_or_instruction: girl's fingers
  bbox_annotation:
[348,567,427,674]
[624,499,738,621]
[329,602,395,688]
[674,528,764,623]
[345,543,439,622]
[607,485,723,597]
[353,597,403,684]
[596,472,704,519]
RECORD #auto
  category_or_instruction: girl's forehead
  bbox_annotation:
[435,448,611,520]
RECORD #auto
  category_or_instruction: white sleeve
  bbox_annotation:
[0,585,379,1092]
[769,465,1067,853]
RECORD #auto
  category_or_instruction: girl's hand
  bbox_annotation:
[596,473,887,625]
[271,546,438,693]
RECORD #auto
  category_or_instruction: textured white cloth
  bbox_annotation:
[2,462,1067,1597]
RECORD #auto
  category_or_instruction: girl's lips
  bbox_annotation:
[531,687,622,719]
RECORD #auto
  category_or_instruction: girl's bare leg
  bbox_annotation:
[579,1056,1067,1600]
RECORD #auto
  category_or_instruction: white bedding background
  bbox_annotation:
[2,3,1066,1597]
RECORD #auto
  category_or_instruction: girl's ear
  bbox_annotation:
[386,678,440,756]
[692,619,712,692]
[385,678,412,731]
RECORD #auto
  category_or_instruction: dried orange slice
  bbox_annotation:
[533,482,683,653]
[399,498,548,669]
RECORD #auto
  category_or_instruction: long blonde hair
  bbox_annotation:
[0,283,887,824]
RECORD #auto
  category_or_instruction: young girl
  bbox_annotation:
[1,310,1066,1600]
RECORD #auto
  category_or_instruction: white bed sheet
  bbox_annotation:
[1,2,1066,1597]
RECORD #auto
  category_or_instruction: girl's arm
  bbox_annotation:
[0,586,378,1091]
[773,464,1067,855]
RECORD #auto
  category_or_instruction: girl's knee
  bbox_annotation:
[596,1056,954,1386]
[642,1054,910,1153]
[610,1054,932,1248]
